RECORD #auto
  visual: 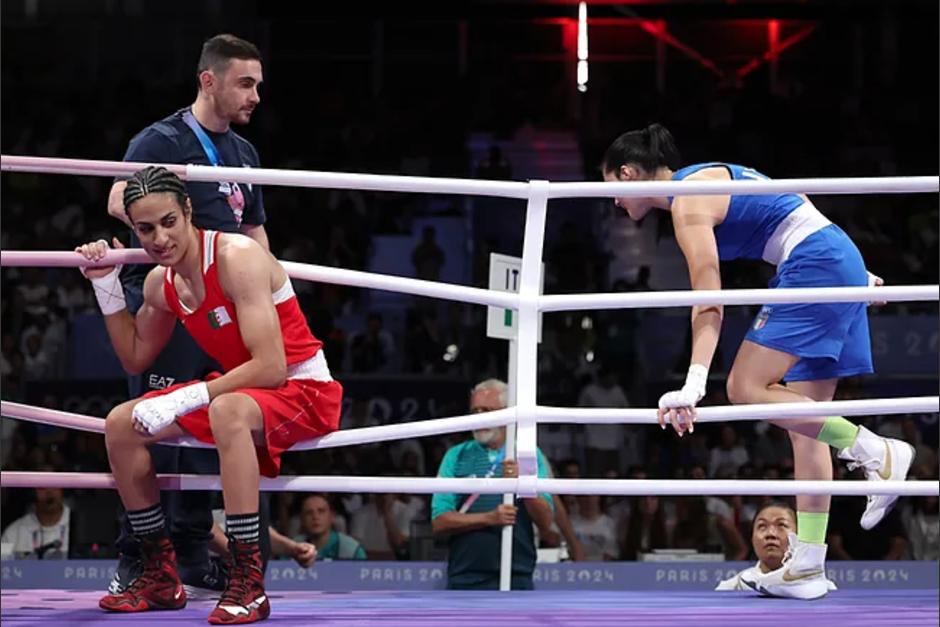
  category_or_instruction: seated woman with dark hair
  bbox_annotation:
[716,501,837,591]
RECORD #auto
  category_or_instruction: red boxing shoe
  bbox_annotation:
[99,536,186,612]
[207,537,270,624]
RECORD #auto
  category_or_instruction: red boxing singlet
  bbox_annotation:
[162,230,321,371]
[148,230,341,477]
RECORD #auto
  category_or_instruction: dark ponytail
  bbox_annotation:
[123,166,189,216]
[602,123,681,176]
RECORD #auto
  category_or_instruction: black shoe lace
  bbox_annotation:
[124,556,164,596]
[218,535,260,608]
[219,567,253,607]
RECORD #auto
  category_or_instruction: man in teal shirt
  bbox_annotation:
[431,379,555,589]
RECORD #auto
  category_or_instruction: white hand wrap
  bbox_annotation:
[132,382,210,435]
[80,240,125,316]
[865,271,884,306]
[85,267,126,315]
[658,364,708,410]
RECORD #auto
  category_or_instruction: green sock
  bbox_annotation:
[816,416,860,450]
[797,511,829,545]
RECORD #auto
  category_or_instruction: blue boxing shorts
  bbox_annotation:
[745,224,874,382]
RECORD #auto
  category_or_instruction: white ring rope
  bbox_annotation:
[2,154,938,502]
[540,285,940,311]
[0,401,518,451]
[553,177,940,198]
[0,249,154,267]
[0,250,933,309]
[0,471,936,497]
[0,156,531,199]
[0,251,519,309]
[0,156,185,178]
[1,155,937,198]
[537,397,940,424]
[279,260,517,308]
[3,397,936,450]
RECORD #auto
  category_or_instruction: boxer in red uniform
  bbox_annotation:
[76,166,342,624]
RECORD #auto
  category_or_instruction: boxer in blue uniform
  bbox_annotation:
[602,123,915,600]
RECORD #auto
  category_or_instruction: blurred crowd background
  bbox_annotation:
[1,0,937,563]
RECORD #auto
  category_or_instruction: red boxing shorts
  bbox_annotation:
[141,373,343,477]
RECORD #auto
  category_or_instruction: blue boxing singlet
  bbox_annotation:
[671,162,805,261]
[669,162,873,382]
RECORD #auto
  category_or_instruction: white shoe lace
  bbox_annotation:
[846,457,880,473]
[845,456,883,507]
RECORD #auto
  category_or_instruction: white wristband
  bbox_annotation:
[172,382,211,415]
[865,271,883,306]
[683,364,709,402]
[85,266,126,316]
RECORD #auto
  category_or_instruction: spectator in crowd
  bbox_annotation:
[552,501,585,561]
[431,379,554,589]
[349,312,396,373]
[578,366,630,476]
[293,494,366,560]
[621,493,671,561]
[1,474,70,559]
[717,501,837,591]
[55,270,95,316]
[549,221,593,293]
[389,440,427,477]
[557,458,581,517]
[270,492,300,539]
[411,226,446,282]
[569,494,619,561]
[902,487,939,561]
[542,473,585,562]
[620,468,672,560]
[749,421,792,470]
[476,145,513,180]
[629,265,652,292]
[22,332,52,380]
[209,519,317,569]
[0,333,18,380]
[708,425,750,478]
[405,308,445,373]
[898,417,939,473]
[319,225,358,315]
[394,475,428,531]
[673,466,748,560]
[16,268,51,323]
[349,492,415,560]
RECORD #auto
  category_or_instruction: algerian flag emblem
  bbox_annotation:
[208,306,233,329]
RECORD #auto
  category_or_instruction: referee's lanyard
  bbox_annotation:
[457,446,506,513]
[482,447,506,478]
[182,109,245,226]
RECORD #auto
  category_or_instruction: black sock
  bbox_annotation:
[226,512,260,545]
[127,503,166,540]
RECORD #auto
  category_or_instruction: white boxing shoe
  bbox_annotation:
[740,533,829,600]
[837,426,916,530]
